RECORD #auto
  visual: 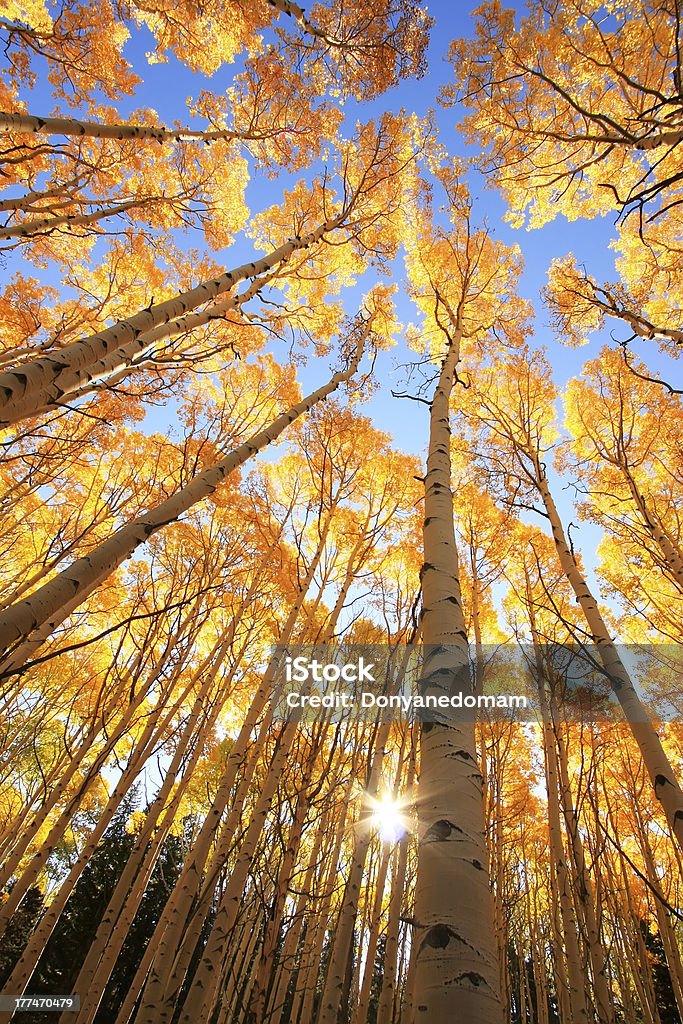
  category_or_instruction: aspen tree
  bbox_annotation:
[0,112,303,144]
[353,744,407,1024]
[527,591,591,1024]
[470,349,683,847]
[0,115,415,426]
[635,818,683,1020]
[507,529,615,1024]
[244,759,332,1024]
[404,166,528,1024]
[0,270,278,425]
[562,348,683,595]
[446,0,683,224]
[0,315,373,663]
[553,724,615,1024]
[317,721,393,1024]
[293,788,355,1024]
[545,256,683,357]
[376,731,416,1024]
[5,0,683,1016]
[171,721,333,1024]
[0,218,341,424]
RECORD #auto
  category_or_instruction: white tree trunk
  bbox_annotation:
[410,324,501,1023]
[0,217,343,425]
[0,325,369,661]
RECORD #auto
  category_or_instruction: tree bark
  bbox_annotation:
[0,111,243,143]
[534,460,683,849]
[410,319,501,1022]
[0,323,369,662]
[0,215,344,426]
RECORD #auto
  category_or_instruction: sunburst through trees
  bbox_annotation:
[0,1,682,1023]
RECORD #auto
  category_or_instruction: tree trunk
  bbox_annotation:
[410,321,501,1022]
[354,843,391,1023]
[18,268,276,421]
[0,324,369,662]
[553,723,613,1024]
[0,215,344,425]
[376,734,415,1024]
[535,461,683,849]
[0,198,144,240]
[0,111,242,143]
[317,720,393,1024]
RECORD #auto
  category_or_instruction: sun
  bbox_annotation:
[368,792,408,843]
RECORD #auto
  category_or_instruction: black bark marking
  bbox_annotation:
[418,923,476,954]
[423,819,463,842]
[422,924,452,949]
[456,971,487,987]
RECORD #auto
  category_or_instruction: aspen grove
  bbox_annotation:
[1,1,682,1023]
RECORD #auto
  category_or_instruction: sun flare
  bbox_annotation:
[368,793,408,843]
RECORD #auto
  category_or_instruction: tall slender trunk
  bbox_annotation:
[243,764,315,1023]
[376,835,409,1024]
[620,467,683,591]
[360,730,412,1024]
[138,519,358,1023]
[354,839,391,1023]
[293,801,350,1024]
[553,724,613,1024]
[0,198,144,240]
[0,111,243,143]
[533,460,683,849]
[317,704,407,1024]
[0,324,369,662]
[525,573,604,1023]
[632,798,683,1020]
[14,268,275,422]
[0,573,107,677]
[220,919,259,1023]
[0,215,344,426]
[410,322,501,1022]
[118,521,332,1024]
[538,700,590,1024]
[531,919,550,1024]
[267,805,330,1024]
[170,720,307,1024]
[484,727,513,1022]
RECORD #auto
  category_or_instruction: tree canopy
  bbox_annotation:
[1,3,682,1024]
